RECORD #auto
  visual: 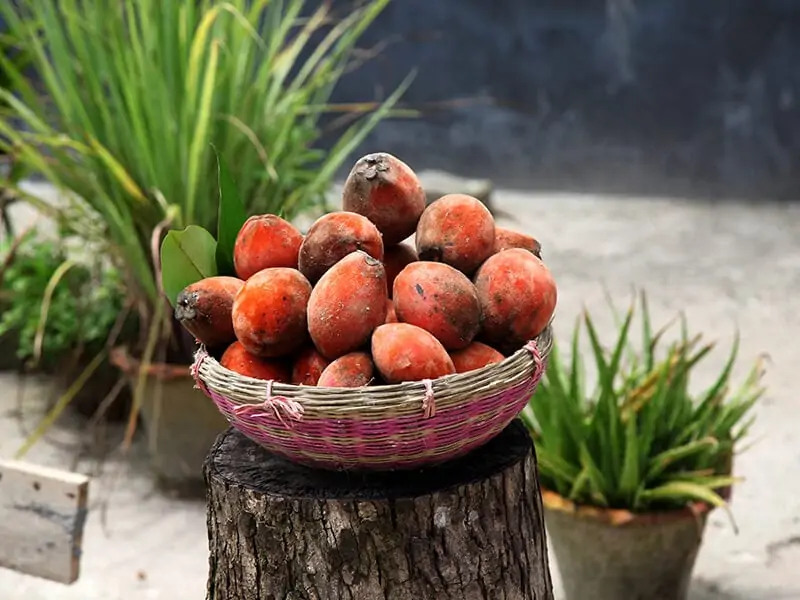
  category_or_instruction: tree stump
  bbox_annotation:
[204,420,554,600]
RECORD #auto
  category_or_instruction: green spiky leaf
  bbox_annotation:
[214,152,248,276]
[638,481,727,509]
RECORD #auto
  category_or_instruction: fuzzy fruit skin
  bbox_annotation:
[449,342,505,374]
[385,299,398,324]
[473,248,557,354]
[317,352,375,387]
[232,268,312,358]
[371,322,456,383]
[342,152,426,245]
[416,194,495,275]
[174,276,243,347]
[383,242,418,298]
[393,261,481,350]
[220,341,291,382]
[493,226,542,258]
[290,346,330,386]
[298,211,384,283]
[307,250,388,359]
[233,214,303,280]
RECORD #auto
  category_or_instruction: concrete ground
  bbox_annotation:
[1,183,799,599]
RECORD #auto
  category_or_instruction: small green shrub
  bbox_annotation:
[521,292,764,512]
[0,229,127,369]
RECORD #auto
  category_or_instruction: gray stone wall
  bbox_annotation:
[3,1,800,199]
[325,0,800,199]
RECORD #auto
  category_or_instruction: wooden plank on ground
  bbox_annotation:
[0,459,90,584]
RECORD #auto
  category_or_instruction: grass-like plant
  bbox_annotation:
[521,292,764,513]
[0,0,411,457]
[0,0,409,352]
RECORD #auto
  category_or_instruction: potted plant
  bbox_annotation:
[0,32,31,238]
[0,227,133,420]
[0,0,410,494]
[520,293,764,600]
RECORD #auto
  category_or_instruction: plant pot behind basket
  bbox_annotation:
[111,347,229,497]
[52,352,132,422]
[543,491,710,600]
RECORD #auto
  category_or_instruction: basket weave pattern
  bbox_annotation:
[191,326,552,470]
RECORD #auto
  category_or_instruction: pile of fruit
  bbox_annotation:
[174,153,557,388]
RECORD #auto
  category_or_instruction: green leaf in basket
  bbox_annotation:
[160,225,218,307]
[214,149,248,276]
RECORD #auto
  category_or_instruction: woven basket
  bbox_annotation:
[191,326,553,471]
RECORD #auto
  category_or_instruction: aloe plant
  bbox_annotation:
[521,292,764,512]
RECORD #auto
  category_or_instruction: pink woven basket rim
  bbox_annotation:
[190,325,553,469]
[191,325,553,418]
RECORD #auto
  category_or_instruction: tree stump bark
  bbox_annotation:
[204,420,554,600]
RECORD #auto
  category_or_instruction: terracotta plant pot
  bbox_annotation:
[110,347,229,497]
[543,489,711,600]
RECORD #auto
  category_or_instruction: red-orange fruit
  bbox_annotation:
[473,249,557,354]
[493,226,542,258]
[393,261,481,350]
[298,211,384,283]
[415,194,495,275]
[342,152,426,245]
[233,214,303,280]
[371,322,456,384]
[291,346,330,386]
[449,342,505,374]
[174,276,243,347]
[220,341,291,382]
[317,352,375,388]
[232,268,312,357]
[307,250,388,359]
[383,242,418,298]
[385,299,398,324]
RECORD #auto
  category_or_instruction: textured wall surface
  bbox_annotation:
[2,1,799,199]
[324,0,800,199]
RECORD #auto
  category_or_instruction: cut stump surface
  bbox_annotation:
[205,420,554,600]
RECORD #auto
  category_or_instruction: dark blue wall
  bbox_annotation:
[4,1,800,199]
[324,0,800,199]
